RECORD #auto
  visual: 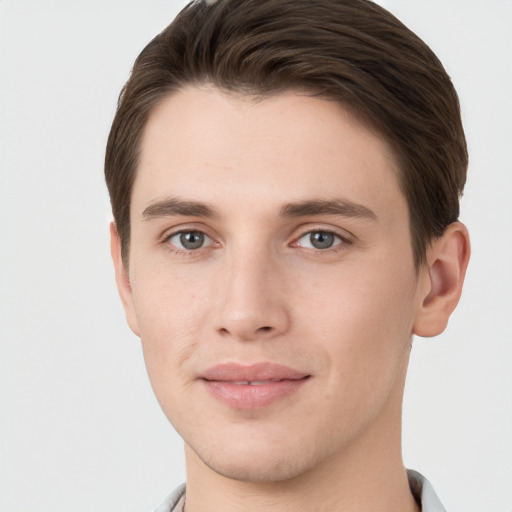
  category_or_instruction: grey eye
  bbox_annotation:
[180,231,204,249]
[298,231,342,250]
[169,231,211,250]
[310,231,335,249]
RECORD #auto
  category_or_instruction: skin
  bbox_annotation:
[112,86,470,512]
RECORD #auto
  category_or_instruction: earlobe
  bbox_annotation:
[110,222,140,337]
[413,222,470,338]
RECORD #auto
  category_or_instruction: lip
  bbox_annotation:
[201,362,311,410]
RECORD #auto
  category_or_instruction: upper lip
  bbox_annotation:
[201,362,310,382]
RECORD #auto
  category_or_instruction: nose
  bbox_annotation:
[213,247,291,342]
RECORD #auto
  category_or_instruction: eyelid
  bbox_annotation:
[159,222,215,242]
[290,223,354,245]
[158,222,353,253]
[297,231,343,247]
[168,231,214,249]
[159,224,221,254]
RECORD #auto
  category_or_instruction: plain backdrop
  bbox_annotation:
[1,1,511,511]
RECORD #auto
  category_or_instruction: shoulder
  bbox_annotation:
[408,469,447,512]
[152,483,186,512]
[153,474,446,512]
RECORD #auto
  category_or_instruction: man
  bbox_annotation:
[105,0,470,510]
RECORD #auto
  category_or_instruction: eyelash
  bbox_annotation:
[162,229,216,256]
[161,227,352,256]
[293,229,351,253]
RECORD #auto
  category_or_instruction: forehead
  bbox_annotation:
[134,86,405,220]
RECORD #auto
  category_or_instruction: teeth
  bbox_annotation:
[231,380,280,385]
[230,380,280,385]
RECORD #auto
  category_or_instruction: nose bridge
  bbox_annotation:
[214,241,289,341]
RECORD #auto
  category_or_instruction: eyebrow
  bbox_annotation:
[141,197,377,221]
[280,199,377,220]
[142,198,216,220]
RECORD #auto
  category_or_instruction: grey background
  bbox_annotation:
[1,1,511,511]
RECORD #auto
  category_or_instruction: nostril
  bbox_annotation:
[216,322,284,341]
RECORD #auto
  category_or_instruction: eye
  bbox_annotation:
[167,230,213,251]
[296,230,344,250]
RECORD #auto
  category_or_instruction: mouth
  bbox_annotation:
[200,362,311,410]
[229,380,291,385]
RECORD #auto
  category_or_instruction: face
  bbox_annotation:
[115,86,432,482]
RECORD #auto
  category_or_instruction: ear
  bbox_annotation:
[413,222,470,338]
[110,222,140,337]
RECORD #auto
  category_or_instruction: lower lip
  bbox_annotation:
[202,378,310,410]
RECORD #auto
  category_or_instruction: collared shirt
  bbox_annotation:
[153,470,446,512]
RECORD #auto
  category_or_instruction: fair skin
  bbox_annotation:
[111,86,469,512]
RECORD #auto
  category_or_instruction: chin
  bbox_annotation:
[201,452,308,483]
[185,431,325,484]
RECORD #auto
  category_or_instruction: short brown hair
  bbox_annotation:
[105,0,467,267]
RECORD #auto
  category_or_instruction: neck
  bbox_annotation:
[183,356,419,512]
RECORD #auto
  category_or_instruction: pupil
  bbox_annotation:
[180,231,204,250]
[310,231,334,249]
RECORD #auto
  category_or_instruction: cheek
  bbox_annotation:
[301,261,418,383]
[131,259,210,335]
[129,268,210,398]
[302,257,417,333]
